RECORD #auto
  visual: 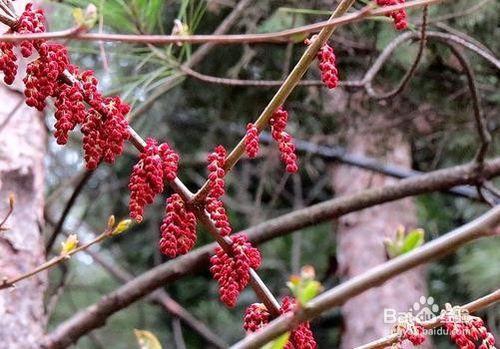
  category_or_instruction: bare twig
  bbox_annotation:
[230,206,500,349]
[42,158,500,348]
[369,6,429,99]
[0,225,114,290]
[0,0,446,45]
[447,45,491,165]
[363,31,500,98]
[0,193,14,230]
[45,170,94,252]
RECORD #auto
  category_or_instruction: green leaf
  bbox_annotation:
[401,229,425,254]
[262,332,291,349]
[298,280,322,305]
[134,329,162,349]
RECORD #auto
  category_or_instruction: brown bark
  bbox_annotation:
[332,116,430,348]
[0,86,47,345]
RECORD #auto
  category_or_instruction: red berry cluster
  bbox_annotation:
[270,107,298,173]
[210,234,261,307]
[317,44,339,89]
[443,312,496,349]
[159,194,197,258]
[205,146,232,236]
[244,123,260,158]
[0,40,17,85]
[243,296,317,349]
[376,0,408,30]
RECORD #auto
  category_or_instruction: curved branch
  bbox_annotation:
[230,206,500,349]
[42,158,500,348]
[363,31,500,98]
[369,6,428,99]
[0,0,444,45]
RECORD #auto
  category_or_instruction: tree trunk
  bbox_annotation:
[0,79,47,345]
[332,115,430,348]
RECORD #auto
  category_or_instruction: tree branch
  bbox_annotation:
[0,0,445,45]
[230,206,500,349]
[42,158,500,348]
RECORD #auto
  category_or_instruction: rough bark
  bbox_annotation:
[0,79,47,346]
[332,115,429,348]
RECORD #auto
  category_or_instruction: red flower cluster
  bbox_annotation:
[128,138,165,222]
[0,40,17,85]
[376,0,408,30]
[80,98,130,169]
[159,194,197,258]
[210,234,261,307]
[205,146,232,236]
[244,123,260,158]
[15,3,46,57]
[53,84,86,144]
[243,303,270,333]
[24,43,70,110]
[443,313,496,349]
[270,107,298,173]
[243,296,317,349]
[3,3,132,170]
[159,143,180,181]
[317,44,339,89]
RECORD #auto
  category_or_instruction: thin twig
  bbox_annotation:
[0,226,113,290]
[447,45,491,165]
[369,5,429,99]
[0,99,24,134]
[0,0,446,45]
[180,65,362,87]
[45,170,94,252]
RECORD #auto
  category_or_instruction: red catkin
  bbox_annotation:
[0,40,17,85]
[158,142,180,181]
[242,296,317,349]
[244,123,260,158]
[23,43,70,110]
[442,312,496,349]
[270,107,299,173]
[53,83,86,145]
[207,145,227,199]
[205,145,232,236]
[210,234,261,307]
[376,0,408,30]
[15,3,46,57]
[159,194,197,258]
[128,138,165,222]
[317,44,339,89]
[243,303,270,333]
